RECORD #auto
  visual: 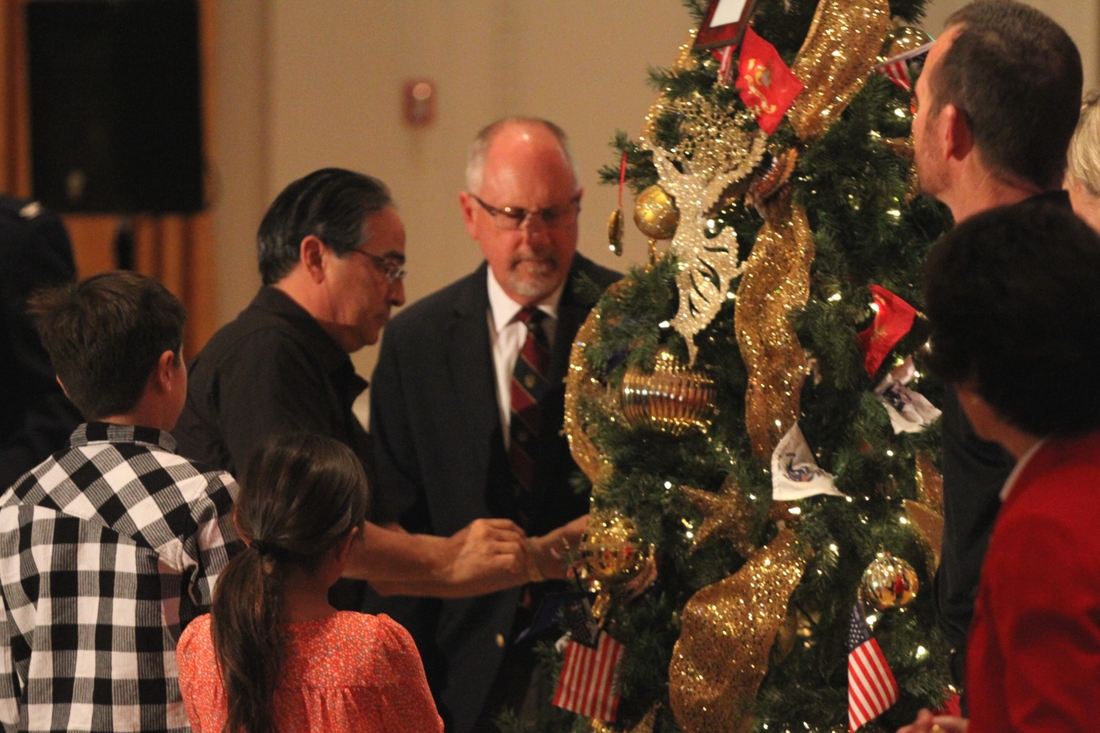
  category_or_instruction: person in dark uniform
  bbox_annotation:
[0,194,80,489]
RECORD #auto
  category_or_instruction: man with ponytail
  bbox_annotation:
[0,271,240,732]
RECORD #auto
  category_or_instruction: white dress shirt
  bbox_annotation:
[486,269,562,448]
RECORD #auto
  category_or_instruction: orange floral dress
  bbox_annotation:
[177,612,443,733]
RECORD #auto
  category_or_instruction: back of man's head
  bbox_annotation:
[924,201,1100,437]
[934,0,1082,190]
[30,271,186,421]
[257,168,392,286]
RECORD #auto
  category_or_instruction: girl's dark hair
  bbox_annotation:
[210,433,369,733]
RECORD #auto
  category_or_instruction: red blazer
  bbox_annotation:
[967,432,1100,732]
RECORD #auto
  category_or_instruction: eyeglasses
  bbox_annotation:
[349,249,406,283]
[470,193,581,231]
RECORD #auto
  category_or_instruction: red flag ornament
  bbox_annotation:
[552,631,626,722]
[736,26,805,135]
[857,284,917,378]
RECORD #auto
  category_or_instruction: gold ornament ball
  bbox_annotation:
[860,553,919,611]
[633,185,679,240]
[879,26,933,61]
[580,511,652,584]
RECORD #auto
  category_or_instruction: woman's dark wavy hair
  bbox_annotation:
[210,433,369,733]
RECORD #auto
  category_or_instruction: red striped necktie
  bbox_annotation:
[509,306,551,522]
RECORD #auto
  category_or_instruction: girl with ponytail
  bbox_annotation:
[176,433,442,732]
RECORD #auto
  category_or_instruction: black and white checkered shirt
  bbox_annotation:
[0,423,240,732]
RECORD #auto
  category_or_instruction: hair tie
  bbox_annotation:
[251,538,272,556]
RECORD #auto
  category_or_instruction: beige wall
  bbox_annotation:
[209,0,1100,419]
[923,0,1099,90]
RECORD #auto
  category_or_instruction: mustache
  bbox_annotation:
[510,253,559,269]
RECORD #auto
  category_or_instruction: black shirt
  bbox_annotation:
[174,286,374,482]
[935,189,1073,651]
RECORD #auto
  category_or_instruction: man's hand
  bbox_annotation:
[434,518,530,595]
[359,519,531,598]
[897,709,968,733]
[526,514,588,581]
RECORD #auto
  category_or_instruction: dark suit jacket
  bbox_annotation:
[0,196,80,489]
[369,254,618,733]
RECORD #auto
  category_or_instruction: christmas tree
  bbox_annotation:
[511,0,957,731]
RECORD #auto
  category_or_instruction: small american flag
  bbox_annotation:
[876,58,912,92]
[873,41,934,93]
[848,601,899,731]
[552,631,625,722]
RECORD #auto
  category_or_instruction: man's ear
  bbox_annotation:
[152,349,179,394]
[299,235,328,283]
[458,191,479,239]
[55,375,72,401]
[943,103,974,161]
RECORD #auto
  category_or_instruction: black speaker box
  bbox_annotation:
[25,0,205,214]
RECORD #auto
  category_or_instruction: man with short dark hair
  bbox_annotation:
[370,118,619,732]
[0,271,239,732]
[910,0,1083,694]
[900,201,1100,733]
[175,168,536,606]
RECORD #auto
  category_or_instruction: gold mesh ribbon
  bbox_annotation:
[734,192,815,459]
[565,306,610,482]
[906,451,946,572]
[669,530,808,733]
[787,0,891,142]
[914,451,944,513]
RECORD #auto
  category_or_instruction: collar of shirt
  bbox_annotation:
[72,421,177,453]
[999,438,1047,501]
[255,286,365,386]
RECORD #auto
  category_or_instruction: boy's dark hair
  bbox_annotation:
[933,0,1082,190]
[257,167,392,286]
[29,271,186,420]
[924,200,1100,437]
[211,432,369,733]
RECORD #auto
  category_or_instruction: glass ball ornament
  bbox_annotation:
[860,552,919,610]
[579,510,652,585]
[633,184,679,240]
[878,26,933,62]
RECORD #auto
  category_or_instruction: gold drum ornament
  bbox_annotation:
[620,349,716,434]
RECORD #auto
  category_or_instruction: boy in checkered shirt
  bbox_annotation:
[0,271,240,732]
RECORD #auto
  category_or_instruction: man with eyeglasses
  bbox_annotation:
[176,168,535,612]
[900,0,1082,724]
[368,118,619,732]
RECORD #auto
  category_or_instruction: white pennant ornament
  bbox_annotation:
[874,357,941,434]
[771,423,846,500]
